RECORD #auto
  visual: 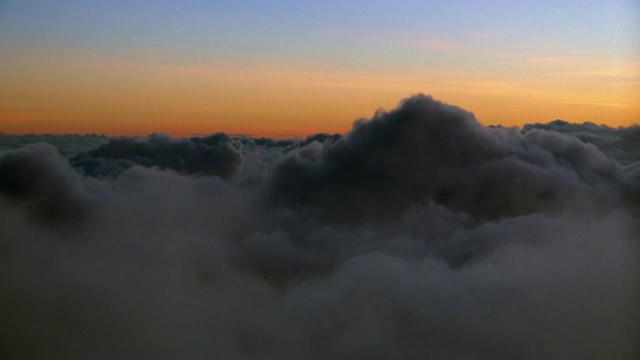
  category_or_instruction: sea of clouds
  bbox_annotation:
[1,94,639,359]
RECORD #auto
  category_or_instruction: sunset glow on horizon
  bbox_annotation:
[1,0,638,138]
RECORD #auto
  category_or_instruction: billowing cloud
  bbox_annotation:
[0,143,94,227]
[0,94,639,359]
[71,133,243,179]
[0,133,109,156]
[270,95,621,222]
[524,120,640,165]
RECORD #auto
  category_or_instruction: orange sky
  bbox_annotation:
[1,0,639,138]
[1,47,638,138]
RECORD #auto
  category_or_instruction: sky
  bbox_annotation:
[0,0,638,137]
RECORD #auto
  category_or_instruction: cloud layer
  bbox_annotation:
[71,133,243,179]
[1,95,639,359]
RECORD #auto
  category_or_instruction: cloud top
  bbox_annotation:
[71,133,243,179]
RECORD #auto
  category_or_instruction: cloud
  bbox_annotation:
[524,120,640,165]
[269,95,622,222]
[0,143,95,228]
[0,94,639,359]
[0,133,109,156]
[71,132,243,179]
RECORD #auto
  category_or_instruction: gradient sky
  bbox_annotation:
[1,0,638,137]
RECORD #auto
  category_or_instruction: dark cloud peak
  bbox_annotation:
[269,94,623,222]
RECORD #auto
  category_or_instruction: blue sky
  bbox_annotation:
[2,0,636,60]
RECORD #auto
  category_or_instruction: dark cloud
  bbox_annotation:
[269,95,622,222]
[0,133,109,156]
[239,137,297,149]
[524,120,640,164]
[0,94,639,359]
[0,143,94,227]
[71,132,243,179]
